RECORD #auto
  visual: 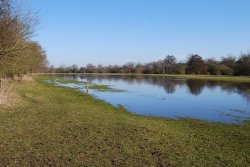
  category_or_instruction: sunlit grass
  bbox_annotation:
[161,74,250,82]
[0,76,249,166]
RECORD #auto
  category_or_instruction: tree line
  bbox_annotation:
[0,0,47,79]
[48,53,250,76]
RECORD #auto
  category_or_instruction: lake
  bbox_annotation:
[49,74,250,124]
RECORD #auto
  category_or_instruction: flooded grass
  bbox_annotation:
[48,77,125,92]
[88,84,125,92]
[0,76,249,166]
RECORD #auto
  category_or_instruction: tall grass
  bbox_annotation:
[0,80,14,106]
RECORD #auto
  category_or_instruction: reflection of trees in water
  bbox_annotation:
[59,74,250,102]
[162,78,176,94]
[186,80,205,95]
[61,74,78,81]
[72,75,77,80]
[241,93,250,103]
[234,84,250,103]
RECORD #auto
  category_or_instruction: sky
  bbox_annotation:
[30,0,250,67]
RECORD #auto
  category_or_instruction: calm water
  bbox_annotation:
[51,74,250,124]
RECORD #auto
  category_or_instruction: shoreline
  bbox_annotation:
[35,73,250,83]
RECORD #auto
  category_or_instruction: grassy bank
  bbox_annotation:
[0,77,249,166]
[159,74,250,83]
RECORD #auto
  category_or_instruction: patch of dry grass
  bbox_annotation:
[0,75,33,107]
[13,75,33,82]
[0,80,15,106]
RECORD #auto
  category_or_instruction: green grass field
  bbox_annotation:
[0,77,249,166]
[158,74,250,82]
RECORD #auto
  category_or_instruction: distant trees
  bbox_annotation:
[186,54,206,74]
[0,0,47,79]
[206,58,220,75]
[176,63,186,74]
[86,64,96,73]
[123,62,135,73]
[135,63,144,74]
[235,54,250,76]
[48,52,250,76]
[163,55,177,74]
[220,56,236,75]
[70,64,79,73]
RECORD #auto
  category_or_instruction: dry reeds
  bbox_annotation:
[0,80,15,106]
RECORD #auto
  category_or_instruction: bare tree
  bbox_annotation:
[163,55,177,74]
[0,0,39,78]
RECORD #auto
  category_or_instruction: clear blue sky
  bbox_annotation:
[30,0,250,67]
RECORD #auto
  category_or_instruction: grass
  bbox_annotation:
[88,84,125,92]
[0,76,249,166]
[160,74,250,83]
[54,79,85,85]
[0,80,16,106]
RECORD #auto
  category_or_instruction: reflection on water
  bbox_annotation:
[49,74,250,124]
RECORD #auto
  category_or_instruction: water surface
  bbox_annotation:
[50,74,250,124]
